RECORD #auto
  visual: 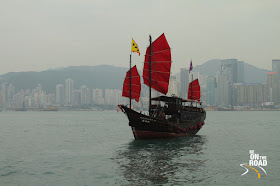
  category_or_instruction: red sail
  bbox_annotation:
[122,65,141,102]
[188,79,201,101]
[143,33,171,95]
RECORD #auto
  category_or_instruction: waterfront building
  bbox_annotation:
[65,78,74,105]
[81,85,90,105]
[7,84,15,107]
[232,83,267,107]
[46,94,55,107]
[267,72,277,102]
[271,59,280,105]
[0,82,7,108]
[216,68,230,107]
[56,84,64,106]
[167,76,179,96]
[72,90,81,106]
[92,89,104,105]
[272,59,280,75]
[180,68,189,99]
[237,61,244,83]
[104,89,122,106]
[206,77,216,106]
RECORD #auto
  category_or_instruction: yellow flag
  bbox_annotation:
[131,38,140,56]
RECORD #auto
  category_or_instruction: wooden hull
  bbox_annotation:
[119,105,206,140]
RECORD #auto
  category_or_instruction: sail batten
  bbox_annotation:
[188,79,201,102]
[122,65,141,102]
[143,33,171,95]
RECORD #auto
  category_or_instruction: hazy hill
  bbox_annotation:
[0,65,128,93]
[0,61,270,93]
[193,59,269,83]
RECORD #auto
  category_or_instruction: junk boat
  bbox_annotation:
[118,33,206,139]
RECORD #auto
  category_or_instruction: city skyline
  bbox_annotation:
[1,58,279,110]
[0,57,276,76]
[1,1,280,75]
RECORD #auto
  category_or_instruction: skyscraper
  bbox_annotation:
[72,90,81,106]
[92,89,103,105]
[65,78,74,105]
[216,68,229,107]
[271,59,280,104]
[206,77,216,106]
[237,61,244,83]
[1,82,7,108]
[218,58,244,107]
[81,85,90,105]
[221,59,238,84]
[180,68,189,99]
[56,84,64,106]
[272,59,280,75]
[167,76,179,96]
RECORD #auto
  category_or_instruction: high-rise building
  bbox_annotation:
[267,72,277,102]
[271,59,280,104]
[92,89,103,105]
[56,84,64,106]
[72,90,81,106]
[217,59,244,107]
[7,84,15,107]
[233,83,267,107]
[65,78,74,105]
[81,85,90,105]
[206,77,216,106]
[167,76,179,96]
[7,84,15,100]
[1,82,7,108]
[180,68,189,99]
[237,61,244,83]
[272,59,280,75]
[216,69,229,107]
[221,59,238,84]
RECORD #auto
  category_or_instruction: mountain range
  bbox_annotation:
[0,65,128,93]
[0,60,270,93]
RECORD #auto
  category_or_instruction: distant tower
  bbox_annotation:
[56,84,64,106]
[1,82,7,108]
[81,85,90,105]
[167,76,179,96]
[206,77,216,106]
[217,66,229,107]
[272,59,280,75]
[180,68,189,99]
[92,89,103,105]
[272,59,280,104]
[65,78,74,105]
[72,90,81,106]
[221,59,238,84]
[237,61,244,83]
[7,84,15,107]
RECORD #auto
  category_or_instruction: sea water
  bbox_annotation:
[0,111,279,185]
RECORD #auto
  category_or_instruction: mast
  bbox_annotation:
[149,35,152,115]
[191,73,193,106]
[129,54,132,108]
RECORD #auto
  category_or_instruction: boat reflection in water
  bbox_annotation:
[114,136,210,185]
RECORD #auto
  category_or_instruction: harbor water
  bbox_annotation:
[0,111,279,185]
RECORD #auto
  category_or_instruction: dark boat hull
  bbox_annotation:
[119,105,206,139]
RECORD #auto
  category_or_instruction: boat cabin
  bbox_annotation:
[150,95,204,122]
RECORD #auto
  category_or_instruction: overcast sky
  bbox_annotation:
[0,0,279,75]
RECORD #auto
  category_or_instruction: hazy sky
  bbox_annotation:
[0,0,279,75]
